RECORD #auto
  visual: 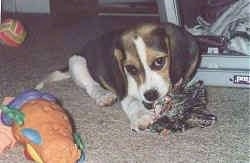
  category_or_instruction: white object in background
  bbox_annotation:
[207,47,219,54]
[187,0,250,55]
[192,54,250,88]
[227,17,250,55]
[193,68,250,88]
[15,0,50,13]
[208,0,250,37]
[2,0,50,13]
[2,0,16,13]
[199,55,250,70]
[156,0,181,25]
[228,37,250,55]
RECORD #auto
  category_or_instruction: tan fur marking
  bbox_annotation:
[121,23,158,45]
[146,48,168,66]
[113,48,127,90]
[136,23,158,36]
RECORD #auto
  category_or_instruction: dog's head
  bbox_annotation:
[114,23,200,105]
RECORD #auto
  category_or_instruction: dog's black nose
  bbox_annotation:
[144,89,159,102]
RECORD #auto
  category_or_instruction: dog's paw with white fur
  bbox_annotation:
[95,90,117,107]
[130,111,155,132]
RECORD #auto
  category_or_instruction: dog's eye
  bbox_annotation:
[125,65,138,75]
[151,57,166,70]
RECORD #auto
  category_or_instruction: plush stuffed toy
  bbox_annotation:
[0,89,85,163]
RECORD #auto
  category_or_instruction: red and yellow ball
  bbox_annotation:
[0,19,27,47]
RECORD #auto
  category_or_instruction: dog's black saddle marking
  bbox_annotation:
[149,81,217,133]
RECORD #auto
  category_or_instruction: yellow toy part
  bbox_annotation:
[26,144,44,163]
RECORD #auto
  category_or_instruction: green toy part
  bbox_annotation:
[0,105,24,126]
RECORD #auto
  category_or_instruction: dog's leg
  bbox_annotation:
[121,96,155,131]
[36,70,71,90]
[69,55,117,106]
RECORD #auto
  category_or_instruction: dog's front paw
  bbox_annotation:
[130,112,155,132]
[95,90,117,107]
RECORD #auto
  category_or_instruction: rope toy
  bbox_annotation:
[149,81,217,133]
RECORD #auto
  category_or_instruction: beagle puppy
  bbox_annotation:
[36,22,200,132]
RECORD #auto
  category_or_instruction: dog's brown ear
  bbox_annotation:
[114,37,126,76]
[111,39,128,99]
[163,23,200,91]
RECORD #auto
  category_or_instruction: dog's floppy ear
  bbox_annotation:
[111,37,128,99]
[162,23,200,91]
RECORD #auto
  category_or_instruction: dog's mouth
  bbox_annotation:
[142,91,169,109]
[143,95,172,120]
[143,101,154,110]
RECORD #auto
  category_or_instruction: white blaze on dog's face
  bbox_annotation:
[121,24,171,104]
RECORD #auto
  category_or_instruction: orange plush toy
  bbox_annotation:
[0,89,85,163]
